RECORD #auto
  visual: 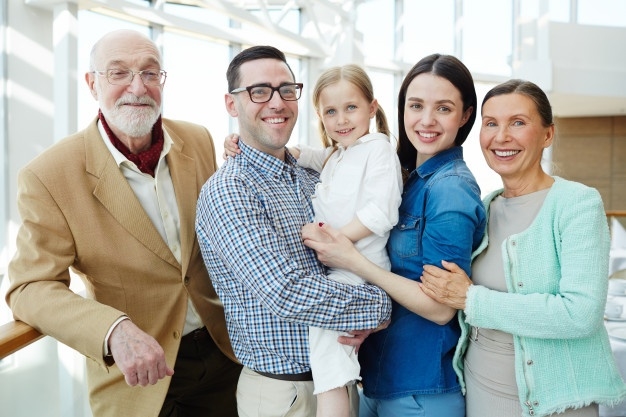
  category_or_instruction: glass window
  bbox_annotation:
[519,0,570,22]
[286,57,304,146]
[163,3,230,27]
[368,69,397,142]
[402,0,455,63]
[549,0,570,22]
[245,7,301,35]
[462,0,512,76]
[578,0,626,27]
[357,0,395,62]
[162,31,231,162]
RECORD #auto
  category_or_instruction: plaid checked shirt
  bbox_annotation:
[196,140,391,375]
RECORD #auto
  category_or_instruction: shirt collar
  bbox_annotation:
[98,119,172,168]
[336,132,389,150]
[414,146,464,179]
[238,139,297,179]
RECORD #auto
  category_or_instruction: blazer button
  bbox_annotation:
[173,331,181,340]
[183,276,190,286]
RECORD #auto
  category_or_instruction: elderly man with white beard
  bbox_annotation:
[5,29,241,417]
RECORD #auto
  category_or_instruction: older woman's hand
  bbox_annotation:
[421,261,472,310]
[301,222,361,270]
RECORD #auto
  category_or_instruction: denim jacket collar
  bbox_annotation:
[413,146,464,179]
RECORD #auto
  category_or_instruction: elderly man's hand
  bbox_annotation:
[108,319,175,386]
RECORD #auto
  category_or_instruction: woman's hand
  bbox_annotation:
[420,260,472,310]
[223,133,241,160]
[301,222,362,270]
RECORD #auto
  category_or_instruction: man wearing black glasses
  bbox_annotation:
[195,45,391,417]
[7,29,241,417]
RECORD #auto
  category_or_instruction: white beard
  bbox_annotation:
[101,94,160,138]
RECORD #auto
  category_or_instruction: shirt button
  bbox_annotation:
[511,240,517,246]
[518,282,524,288]
[527,359,533,365]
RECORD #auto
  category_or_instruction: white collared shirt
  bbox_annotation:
[98,121,202,353]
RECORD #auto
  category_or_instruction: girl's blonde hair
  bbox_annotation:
[312,64,390,148]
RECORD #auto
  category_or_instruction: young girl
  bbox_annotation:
[224,64,402,417]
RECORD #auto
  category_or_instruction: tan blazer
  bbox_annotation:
[6,117,236,417]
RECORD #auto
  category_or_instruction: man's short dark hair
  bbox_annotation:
[226,45,296,92]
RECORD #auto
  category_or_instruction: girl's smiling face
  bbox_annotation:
[317,79,377,148]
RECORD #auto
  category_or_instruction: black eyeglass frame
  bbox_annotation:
[230,83,304,103]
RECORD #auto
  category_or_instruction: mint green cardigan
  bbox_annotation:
[454,177,626,417]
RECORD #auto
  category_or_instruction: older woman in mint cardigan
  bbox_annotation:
[421,80,626,417]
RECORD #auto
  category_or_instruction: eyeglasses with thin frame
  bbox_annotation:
[91,69,167,86]
[230,83,303,103]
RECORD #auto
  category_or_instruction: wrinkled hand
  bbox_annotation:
[108,320,174,387]
[301,223,360,269]
[223,133,241,160]
[420,260,472,310]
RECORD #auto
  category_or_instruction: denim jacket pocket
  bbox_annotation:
[389,214,422,258]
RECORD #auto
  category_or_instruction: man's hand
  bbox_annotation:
[338,320,389,353]
[223,133,241,159]
[108,320,174,387]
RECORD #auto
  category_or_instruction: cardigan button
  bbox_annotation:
[518,282,524,287]
[527,359,533,365]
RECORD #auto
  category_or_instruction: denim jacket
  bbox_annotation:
[359,146,486,399]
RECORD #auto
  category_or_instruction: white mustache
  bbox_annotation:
[115,94,157,109]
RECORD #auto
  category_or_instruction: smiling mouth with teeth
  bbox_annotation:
[494,150,520,157]
[265,117,286,124]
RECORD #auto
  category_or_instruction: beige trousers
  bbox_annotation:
[237,366,359,417]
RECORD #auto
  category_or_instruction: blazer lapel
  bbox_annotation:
[84,118,179,268]
[165,127,197,276]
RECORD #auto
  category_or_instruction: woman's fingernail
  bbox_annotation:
[318,222,324,227]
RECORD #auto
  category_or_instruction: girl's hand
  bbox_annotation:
[302,222,361,270]
[223,133,241,160]
[420,260,472,310]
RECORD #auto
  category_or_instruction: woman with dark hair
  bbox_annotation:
[419,79,626,416]
[303,53,486,416]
